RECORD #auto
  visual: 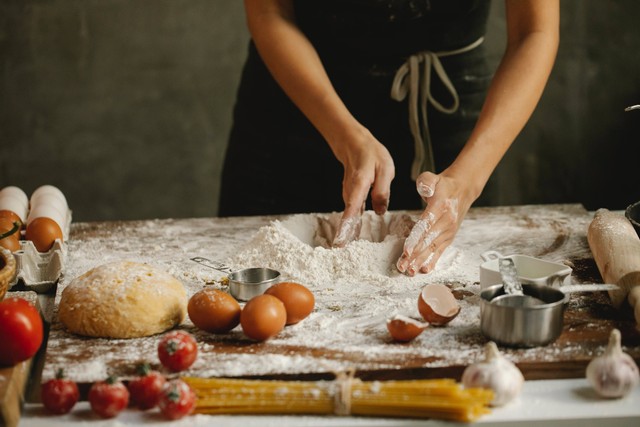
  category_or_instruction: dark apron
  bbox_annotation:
[219,0,493,216]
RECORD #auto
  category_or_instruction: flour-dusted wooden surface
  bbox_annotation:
[41,205,640,385]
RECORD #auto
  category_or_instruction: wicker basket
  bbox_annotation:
[0,247,16,301]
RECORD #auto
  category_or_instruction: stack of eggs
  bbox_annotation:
[0,185,68,253]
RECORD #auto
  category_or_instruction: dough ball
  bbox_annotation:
[58,261,187,338]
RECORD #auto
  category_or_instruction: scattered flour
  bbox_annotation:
[43,206,601,383]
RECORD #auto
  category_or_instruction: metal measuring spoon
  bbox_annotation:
[495,257,546,307]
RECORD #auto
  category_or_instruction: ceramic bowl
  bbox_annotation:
[479,250,572,290]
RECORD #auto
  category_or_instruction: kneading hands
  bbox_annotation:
[244,0,559,276]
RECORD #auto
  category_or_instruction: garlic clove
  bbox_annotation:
[586,328,640,398]
[417,283,461,326]
[461,341,524,407]
[386,315,429,343]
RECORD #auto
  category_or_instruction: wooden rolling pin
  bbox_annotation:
[587,208,640,326]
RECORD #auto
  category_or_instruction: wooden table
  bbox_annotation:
[8,204,640,426]
[39,204,639,384]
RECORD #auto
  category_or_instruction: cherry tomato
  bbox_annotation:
[88,376,129,419]
[0,297,44,366]
[40,369,79,414]
[158,379,196,420]
[127,363,167,410]
[157,330,198,372]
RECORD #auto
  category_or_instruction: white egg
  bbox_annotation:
[0,194,29,222]
[30,192,69,213]
[30,185,67,207]
[0,186,29,210]
[26,204,66,231]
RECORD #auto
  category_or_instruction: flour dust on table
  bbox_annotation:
[44,206,602,382]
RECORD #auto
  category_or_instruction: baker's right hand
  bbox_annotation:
[331,130,395,247]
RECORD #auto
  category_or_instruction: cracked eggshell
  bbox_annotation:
[386,315,429,342]
[417,283,461,326]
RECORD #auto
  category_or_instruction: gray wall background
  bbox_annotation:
[1,1,639,222]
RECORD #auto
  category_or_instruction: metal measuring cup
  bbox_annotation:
[191,256,280,301]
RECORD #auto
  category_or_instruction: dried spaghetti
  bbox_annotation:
[183,375,493,422]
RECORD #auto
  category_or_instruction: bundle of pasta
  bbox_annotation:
[183,374,493,422]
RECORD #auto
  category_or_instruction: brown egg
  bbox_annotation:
[386,315,429,343]
[188,288,241,333]
[25,216,63,252]
[0,210,23,230]
[264,281,315,325]
[417,283,461,326]
[0,217,20,252]
[240,294,287,341]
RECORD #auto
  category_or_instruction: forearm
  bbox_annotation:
[244,0,366,155]
[445,0,560,200]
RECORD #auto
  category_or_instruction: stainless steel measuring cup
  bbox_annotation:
[480,283,566,347]
[191,256,280,301]
[479,281,618,347]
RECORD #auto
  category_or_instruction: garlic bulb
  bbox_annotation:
[586,328,639,398]
[461,341,524,406]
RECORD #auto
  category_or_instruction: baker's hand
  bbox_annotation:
[332,130,395,247]
[396,171,473,276]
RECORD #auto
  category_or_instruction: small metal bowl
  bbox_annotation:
[228,267,281,301]
[479,283,567,347]
[625,201,640,237]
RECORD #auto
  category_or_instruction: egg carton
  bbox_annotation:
[8,209,72,293]
[9,239,67,293]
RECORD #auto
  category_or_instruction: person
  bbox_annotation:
[219,0,559,276]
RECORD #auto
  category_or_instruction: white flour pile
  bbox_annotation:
[226,211,477,288]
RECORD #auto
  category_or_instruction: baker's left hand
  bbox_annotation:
[396,171,474,276]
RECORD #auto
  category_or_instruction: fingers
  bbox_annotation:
[416,172,439,201]
[333,160,392,247]
[332,214,362,248]
[369,164,394,215]
[333,173,366,248]
[397,197,460,276]
[408,231,454,276]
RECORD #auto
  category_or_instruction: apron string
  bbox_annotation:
[391,37,485,180]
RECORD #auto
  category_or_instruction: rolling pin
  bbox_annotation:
[587,208,640,326]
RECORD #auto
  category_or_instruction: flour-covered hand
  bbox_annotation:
[396,171,472,276]
[331,129,394,248]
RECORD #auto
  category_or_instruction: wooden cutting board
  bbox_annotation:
[40,204,640,386]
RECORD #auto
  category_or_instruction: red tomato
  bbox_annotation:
[88,377,130,419]
[40,369,79,414]
[0,297,44,366]
[158,379,196,420]
[157,330,198,372]
[127,363,167,410]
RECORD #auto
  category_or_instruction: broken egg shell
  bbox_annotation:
[417,283,461,326]
[386,315,429,342]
